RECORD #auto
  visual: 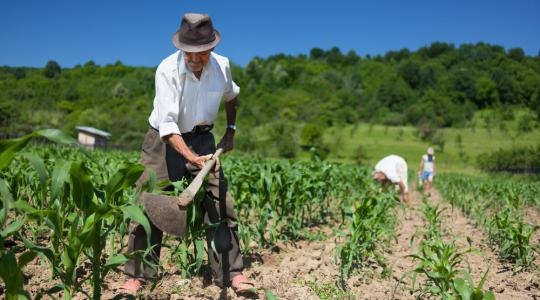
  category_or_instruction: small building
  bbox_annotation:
[76,126,111,150]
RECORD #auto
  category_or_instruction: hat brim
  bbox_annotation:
[172,30,221,52]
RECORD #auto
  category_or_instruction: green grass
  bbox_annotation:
[321,123,540,174]
[301,280,354,299]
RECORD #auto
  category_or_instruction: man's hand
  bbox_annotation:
[218,129,235,153]
[401,192,409,203]
[165,134,212,169]
[186,153,212,169]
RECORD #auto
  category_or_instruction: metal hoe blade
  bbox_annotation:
[141,148,223,237]
[141,192,189,237]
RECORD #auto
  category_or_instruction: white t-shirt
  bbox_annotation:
[374,155,408,192]
[148,51,240,137]
[422,154,435,172]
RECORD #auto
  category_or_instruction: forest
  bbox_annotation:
[1,42,539,151]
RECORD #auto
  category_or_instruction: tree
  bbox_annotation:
[44,60,61,78]
[492,68,522,104]
[326,47,344,65]
[418,63,441,90]
[84,60,97,67]
[345,50,360,65]
[268,121,297,158]
[474,76,499,107]
[418,42,454,59]
[451,68,477,103]
[508,47,525,62]
[112,82,129,99]
[310,48,325,60]
[376,76,411,112]
[11,67,26,80]
[384,48,411,62]
[300,124,322,148]
[399,60,421,89]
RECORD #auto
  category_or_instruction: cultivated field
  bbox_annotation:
[0,130,539,299]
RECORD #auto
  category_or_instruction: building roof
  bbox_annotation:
[76,126,111,138]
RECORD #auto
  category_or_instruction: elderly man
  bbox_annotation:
[372,154,409,203]
[121,13,254,295]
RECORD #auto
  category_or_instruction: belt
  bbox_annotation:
[190,124,214,134]
[149,124,214,135]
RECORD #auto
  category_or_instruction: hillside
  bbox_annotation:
[1,42,539,152]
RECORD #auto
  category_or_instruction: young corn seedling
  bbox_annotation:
[1,130,152,300]
[453,269,496,300]
[0,179,37,300]
[422,199,446,240]
[168,180,208,278]
[336,190,396,288]
[488,209,539,271]
[408,238,472,299]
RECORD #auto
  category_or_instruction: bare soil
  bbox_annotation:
[11,188,540,299]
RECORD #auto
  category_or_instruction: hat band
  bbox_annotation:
[179,32,216,47]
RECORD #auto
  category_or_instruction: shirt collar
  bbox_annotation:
[177,51,187,76]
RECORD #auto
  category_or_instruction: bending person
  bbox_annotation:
[373,155,409,203]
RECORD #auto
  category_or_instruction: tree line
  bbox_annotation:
[0,42,539,150]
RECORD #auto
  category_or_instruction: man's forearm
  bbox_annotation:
[225,98,237,126]
[399,181,407,195]
[165,134,195,160]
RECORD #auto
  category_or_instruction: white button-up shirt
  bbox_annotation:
[374,155,409,192]
[148,51,240,137]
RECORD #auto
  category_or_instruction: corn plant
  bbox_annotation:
[409,250,496,300]
[407,180,495,299]
[422,199,446,240]
[437,173,540,271]
[0,130,152,299]
[0,179,36,300]
[335,188,397,287]
[227,158,351,247]
[453,269,496,300]
[0,130,78,299]
[168,180,208,278]
[0,249,37,300]
[408,239,472,298]
[487,209,539,271]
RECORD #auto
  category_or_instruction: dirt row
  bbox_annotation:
[429,189,540,299]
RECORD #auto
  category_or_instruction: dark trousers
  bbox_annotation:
[124,128,243,286]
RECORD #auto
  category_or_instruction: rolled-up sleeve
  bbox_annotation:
[223,64,240,101]
[154,69,181,138]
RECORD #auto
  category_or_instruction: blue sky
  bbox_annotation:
[1,0,539,68]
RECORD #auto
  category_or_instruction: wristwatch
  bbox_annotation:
[226,124,236,130]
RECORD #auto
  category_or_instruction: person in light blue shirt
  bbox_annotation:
[418,147,436,197]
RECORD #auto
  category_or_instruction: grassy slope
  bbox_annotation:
[322,123,540,175]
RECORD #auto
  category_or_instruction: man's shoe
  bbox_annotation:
[119,278,143,295]
[231,274,256,295]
